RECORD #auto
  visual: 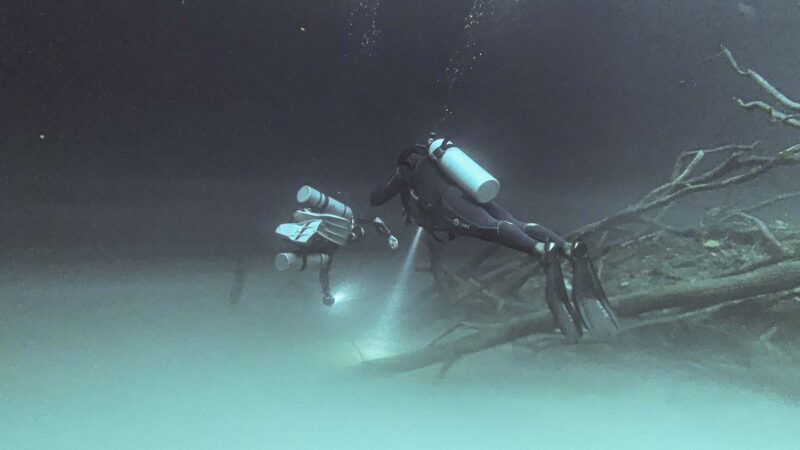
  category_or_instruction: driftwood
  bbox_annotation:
[363,260,800,374]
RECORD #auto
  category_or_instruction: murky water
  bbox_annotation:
[3,184,799,448]
[2,246,798,449]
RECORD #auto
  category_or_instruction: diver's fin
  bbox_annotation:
[544,242,582,344]
[570,241,621,339]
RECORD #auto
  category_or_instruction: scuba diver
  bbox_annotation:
[275,185,398,306]
[366,133,621,342]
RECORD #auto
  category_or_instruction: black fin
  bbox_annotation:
[544,242,582,343]
[571,241,621,339]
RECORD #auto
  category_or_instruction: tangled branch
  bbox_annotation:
[721,45,800,129]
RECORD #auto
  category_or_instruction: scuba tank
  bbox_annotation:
[427,138,500,204]
[274,252,331,272]
[296,185,353,220]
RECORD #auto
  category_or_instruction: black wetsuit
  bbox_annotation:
[369,145,567,256]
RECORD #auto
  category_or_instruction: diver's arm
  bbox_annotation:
[352,215,399,250]
[362,169,405,223]
[369,170,405,207]
[370,216,399,249]
[370,216,392,237]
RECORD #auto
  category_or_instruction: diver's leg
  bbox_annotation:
[440,191,541,256]
[319,255,335,306]
[456,194,619,338]
[481,201,568,250]
[480,201,525,227]
[524,223,568,250]
[443,192,584,339]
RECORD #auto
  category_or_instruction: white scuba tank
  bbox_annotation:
[274,252,331,272]
[427,138,500,203]
[296,185,353,220]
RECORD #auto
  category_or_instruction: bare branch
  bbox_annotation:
[674,150,706,183]
[735,99,800,129]
[351,341,366,363]
[437,356,459,380]
[721,45,800,111]
[732,211,790,258]
[569,148,800,239]
[743,191,800,215]
[670,142,759,180]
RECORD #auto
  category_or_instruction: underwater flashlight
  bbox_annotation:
[324,287,354,307]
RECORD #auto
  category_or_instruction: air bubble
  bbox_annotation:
[347,0,382,57]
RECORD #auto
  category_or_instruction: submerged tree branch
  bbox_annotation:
[361,260,800,374]
[721,45,800,112]
[735,99,800,129]
[568,148,800,239]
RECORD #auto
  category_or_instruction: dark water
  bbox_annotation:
[3,1,800,448]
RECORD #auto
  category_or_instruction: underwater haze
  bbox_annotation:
[3,1,800,449]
